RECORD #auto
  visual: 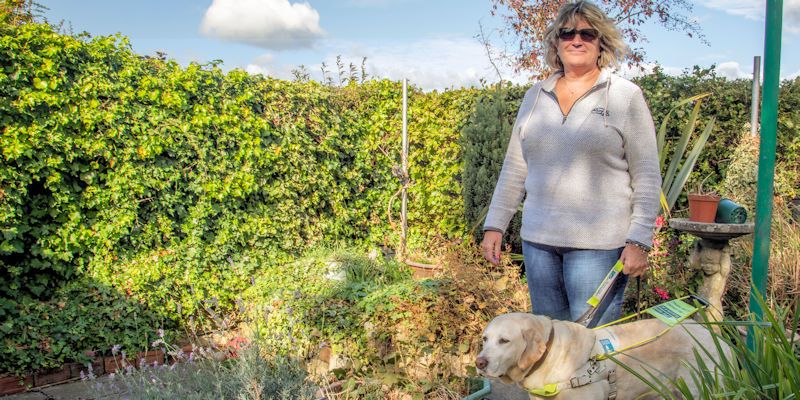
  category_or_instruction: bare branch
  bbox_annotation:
[490,0,707,76]
[477,20,505,84]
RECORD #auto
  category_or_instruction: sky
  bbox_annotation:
[38,0,800,91]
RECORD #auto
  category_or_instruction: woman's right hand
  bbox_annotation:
[481,231,503,265]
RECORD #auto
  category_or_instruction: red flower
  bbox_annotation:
[654,286,670,300]
[655,215,667,228]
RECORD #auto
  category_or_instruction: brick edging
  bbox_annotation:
[0,349,171,396]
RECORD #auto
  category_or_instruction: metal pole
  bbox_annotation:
[751,56,761,137]
[750,0,782,337]
[400,79,408,261]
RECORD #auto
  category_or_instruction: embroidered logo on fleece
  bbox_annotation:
[591,107,610,117]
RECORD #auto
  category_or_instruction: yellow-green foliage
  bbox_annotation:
[244,247,529,397]
[0,20,476,302]
[0,20,476,374]
[720,129,759,213]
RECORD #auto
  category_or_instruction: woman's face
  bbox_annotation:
[557,17,601,72]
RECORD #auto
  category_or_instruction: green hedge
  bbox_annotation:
[0,20,479,373]
[0,20,478,297]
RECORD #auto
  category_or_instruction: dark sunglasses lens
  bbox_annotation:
[558,28,576,41]
[579,29,599,41]
[559,28,599,41]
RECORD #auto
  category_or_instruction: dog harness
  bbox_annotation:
[525,340,618,399]
[524,297,706,398]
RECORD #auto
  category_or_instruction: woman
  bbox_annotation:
[481,1,661,326]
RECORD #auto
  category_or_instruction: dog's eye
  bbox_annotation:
[499,338,509,344]
[482,336,487,342]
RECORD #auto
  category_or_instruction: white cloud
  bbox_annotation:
[200,0,325,50]
[244,36,529,90]
[334,37,528,91]
[345,0,412,7]
[245,64,270,75]
[703,0,800,33]
[244,58,296,80]
[715,61,753,79]
[616,63,684,79]
[254,53,275,64]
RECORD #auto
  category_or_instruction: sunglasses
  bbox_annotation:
[558,28,600,42]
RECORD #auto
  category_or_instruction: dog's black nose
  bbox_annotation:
[476,356,488,370]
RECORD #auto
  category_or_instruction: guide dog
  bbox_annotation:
[476,312,730,399]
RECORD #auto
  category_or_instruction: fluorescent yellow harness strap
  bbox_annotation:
[528,383,561,397]
[592,297,705,360]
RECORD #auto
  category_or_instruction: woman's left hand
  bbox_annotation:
[621,244,649,277]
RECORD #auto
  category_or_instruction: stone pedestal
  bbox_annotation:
[669,219,754,324]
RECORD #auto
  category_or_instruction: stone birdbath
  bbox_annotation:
[669,218,754,324]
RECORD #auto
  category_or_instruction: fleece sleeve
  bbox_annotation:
[621,88,662,248]
[482,90,533,233]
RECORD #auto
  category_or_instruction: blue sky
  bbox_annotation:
[39,0,800,91]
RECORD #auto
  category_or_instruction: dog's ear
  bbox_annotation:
[516,315,552,371]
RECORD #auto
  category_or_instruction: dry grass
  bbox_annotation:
[309,244,530,399]
[727,197,800,324]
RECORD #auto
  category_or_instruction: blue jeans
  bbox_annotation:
[522,241,627,327]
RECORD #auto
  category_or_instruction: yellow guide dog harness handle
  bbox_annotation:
[575,260,624,326]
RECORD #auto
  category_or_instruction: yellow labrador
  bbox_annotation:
[476,313,730,399]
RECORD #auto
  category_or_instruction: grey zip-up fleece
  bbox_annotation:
[484,69,661,250]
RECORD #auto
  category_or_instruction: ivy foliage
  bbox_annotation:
[0,20,477,303]
[0,19,480,376]
[0,279,163,374]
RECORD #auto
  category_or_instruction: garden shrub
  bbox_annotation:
[0,18,479,375]
[89,338,319,400]
[0,279,164,374]
[461,83,527,254]
[633,66,752,198]
[243,247,528,397]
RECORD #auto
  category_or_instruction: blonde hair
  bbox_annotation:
[543,1,628,71]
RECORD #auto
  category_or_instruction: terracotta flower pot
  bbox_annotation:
[405,259,439,279]
[688,194,721,223]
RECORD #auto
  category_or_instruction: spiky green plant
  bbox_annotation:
[657,93,716,214]
[609,293,800,399]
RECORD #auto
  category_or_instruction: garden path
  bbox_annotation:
[0,375,118,400]
[485,379,529,400]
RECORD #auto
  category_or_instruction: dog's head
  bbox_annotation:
[476,313,553,381]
